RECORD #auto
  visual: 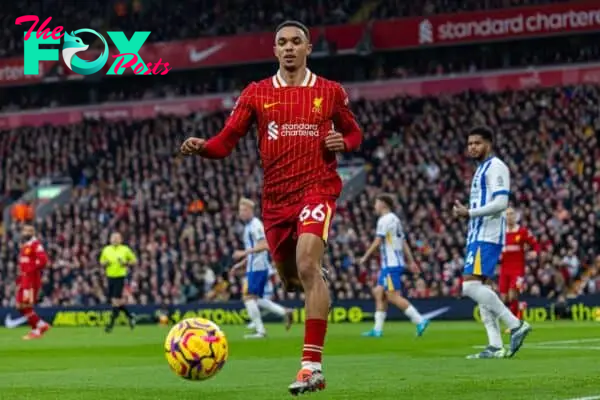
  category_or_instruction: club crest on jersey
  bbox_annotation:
[515,235,520,243]
[24,247,31,255]
[312,97,323,113]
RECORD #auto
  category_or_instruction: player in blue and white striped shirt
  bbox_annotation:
[453,126,531,359]
[232,198,292,339]
[246,264,280,330]
[359,194,429,338]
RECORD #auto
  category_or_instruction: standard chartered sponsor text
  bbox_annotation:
[281,123,319,137]
[438,9,600,40]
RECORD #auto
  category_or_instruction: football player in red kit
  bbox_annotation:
[500,208,539,318]
[16,225,50,340]
[180,20,362,395]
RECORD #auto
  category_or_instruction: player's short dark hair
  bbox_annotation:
[468,126,494,143]
[376,193,395,210]
[275,20,310,41]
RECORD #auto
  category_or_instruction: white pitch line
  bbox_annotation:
[535,338,600,346]
[561,396,600,400]
[529,345,600,351]
[471,345,600,351]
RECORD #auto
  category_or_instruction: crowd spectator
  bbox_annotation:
[0,84,598,307]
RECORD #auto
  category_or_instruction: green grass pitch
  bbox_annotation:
[1,321,599,400]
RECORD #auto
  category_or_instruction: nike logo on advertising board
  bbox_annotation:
[421,306,451,320]
[4,314,27,328]
[189,43,226,63]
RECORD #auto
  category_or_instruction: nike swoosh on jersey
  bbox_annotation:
[4,314,27,328]
[263,102,280,109]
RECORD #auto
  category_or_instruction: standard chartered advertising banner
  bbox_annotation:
[2,295,599,328]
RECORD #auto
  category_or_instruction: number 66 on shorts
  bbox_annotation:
[298,201,335,242]
[263,198,336,265]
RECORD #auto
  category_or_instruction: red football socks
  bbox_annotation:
[20,307,41,329]
[302,319,327,365]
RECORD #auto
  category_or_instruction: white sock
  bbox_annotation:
[257,298,287,317]
[301,361,322,371]
[404,305,424,324]
[462,281,520,330]
[36,320,47,328]
[374,311,386,332]
[244,299,265,334]
[480,305,503,348]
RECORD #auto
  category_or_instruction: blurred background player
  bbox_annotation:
[359,194,429,337]
[263,264,278,302]
[453,126,531,359]
[180,19,362,395]
[99,232,138,333]
[500,207,539,319]
[245,264,289,330]
[232,198,293,338]
[16,224,50,340]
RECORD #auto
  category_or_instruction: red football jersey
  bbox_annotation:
[202,69,362,207]
[18,238,49,278]
[501,226,539,274]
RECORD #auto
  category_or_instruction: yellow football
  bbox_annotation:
[164,318,229,380]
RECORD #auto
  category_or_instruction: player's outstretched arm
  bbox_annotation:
[180,83,257,159]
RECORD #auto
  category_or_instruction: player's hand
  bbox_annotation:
[358,256,367,266]
[180,137,206,156]
[233,250,247,261]
[324,131,346,152]
[452,201,469,218]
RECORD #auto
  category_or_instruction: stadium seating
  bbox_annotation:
[1,85,598,307]
[2,31,599,112]
[371,0,568,19]
[1,0,564,59]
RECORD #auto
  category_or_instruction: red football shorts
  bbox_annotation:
[16,280,40,305]
[263,197,336,263]
[498,272,523,295]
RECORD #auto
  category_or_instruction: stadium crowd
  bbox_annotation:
[2,31,599,112]
[0,83,598,307]
[1,0,563,58]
